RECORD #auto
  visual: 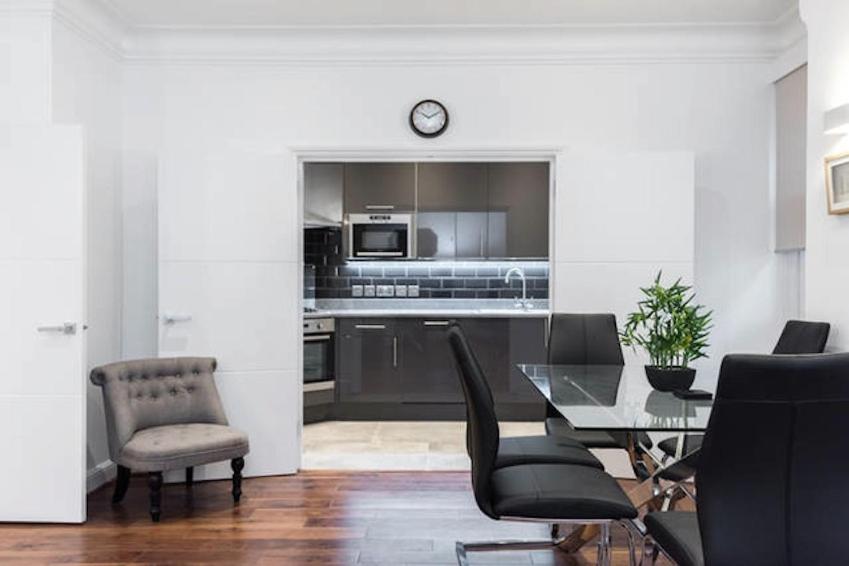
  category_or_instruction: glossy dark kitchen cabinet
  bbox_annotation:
[336,316,548,409]
[399,319,463,403]
[337,319,401,403]
[417,163,489,259]
[343,163,416,213]
[487,162,549,258]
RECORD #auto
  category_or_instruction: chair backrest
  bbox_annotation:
[772,320,830,354]
[448,323,500,519]
[548,313,625,365]
[90,357,229,459]
[697,353,849,566]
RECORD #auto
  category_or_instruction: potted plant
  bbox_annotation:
[620,272,712,392]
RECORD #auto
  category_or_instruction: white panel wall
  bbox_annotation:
[800,0,849,352]
[157,145,301,478]
[554,150,695,364]
[124,61,796,366]
[51,16,124,490]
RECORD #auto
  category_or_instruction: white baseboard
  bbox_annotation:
[87,460,117,493]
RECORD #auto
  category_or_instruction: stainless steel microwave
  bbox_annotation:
[347,213,413,258]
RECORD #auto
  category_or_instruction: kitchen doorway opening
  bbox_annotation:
[297,151,557,471]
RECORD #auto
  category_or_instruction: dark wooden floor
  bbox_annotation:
[0,471,673,565]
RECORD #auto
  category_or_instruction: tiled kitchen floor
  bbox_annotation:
[301,421,544,470]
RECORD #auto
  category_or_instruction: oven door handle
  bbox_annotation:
[304,334,333,342]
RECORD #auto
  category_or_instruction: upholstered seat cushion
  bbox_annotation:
[658,434,704,459]
[490,463,637,520]
[644,511,704,566]
[497,436,603,470]
[119,423,249,472]
[545,417,653,450]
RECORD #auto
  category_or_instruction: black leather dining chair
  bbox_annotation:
[448,322,638,566]
[644,352,849,566]
[656,319,831,467]
[544,314,654,454]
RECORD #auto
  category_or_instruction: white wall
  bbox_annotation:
[800,0,849,351]
[124,59,800,362]
[50,4,124,488]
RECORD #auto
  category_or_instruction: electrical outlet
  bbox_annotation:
[363,285,376,297]
[394,285,407,297]
[407,285,420,297]
[351,285,364,297]
[377,285,394,298]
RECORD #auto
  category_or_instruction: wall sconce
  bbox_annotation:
[824,103,849,134]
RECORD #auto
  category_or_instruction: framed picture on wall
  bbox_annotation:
[825,152,849,214]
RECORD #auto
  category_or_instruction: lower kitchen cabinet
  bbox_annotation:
[399,318,463,403]
[337,318,401,403]
[335,316,548,418]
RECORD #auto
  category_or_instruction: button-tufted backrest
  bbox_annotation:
[90,357,228,460]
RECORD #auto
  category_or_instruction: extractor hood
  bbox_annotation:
[304,163,343,228]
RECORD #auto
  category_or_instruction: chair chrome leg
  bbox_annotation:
[596,523,611,566]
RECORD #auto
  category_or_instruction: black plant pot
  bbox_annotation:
[644,365,696,392]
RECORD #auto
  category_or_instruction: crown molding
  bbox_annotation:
[120,21,798,66]
[29,0,808,67]
[50,0,127,60]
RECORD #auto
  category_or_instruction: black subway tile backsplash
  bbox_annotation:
[304,228,549,301]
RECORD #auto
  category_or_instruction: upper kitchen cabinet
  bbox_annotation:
[417,163,488,211]
[417,163,489,259]
[487,162,550,258]
[343,163,416,213]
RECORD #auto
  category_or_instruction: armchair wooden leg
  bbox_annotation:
[231,457,244,504]
[148,472,163,522]
[185,467,194,487]
[112,465,131,504]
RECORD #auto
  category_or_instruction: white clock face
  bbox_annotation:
[411,100,448,137]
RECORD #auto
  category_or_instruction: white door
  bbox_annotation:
[0,125,87,522]
[158,142,301,481]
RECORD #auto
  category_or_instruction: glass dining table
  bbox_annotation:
[516,363,718,551]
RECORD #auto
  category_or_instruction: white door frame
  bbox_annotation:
[292,145,563,466]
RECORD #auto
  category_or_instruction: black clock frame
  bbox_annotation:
[409,99,449,138]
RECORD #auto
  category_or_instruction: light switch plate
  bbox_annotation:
[407,285,420,297]
[363,285,376,297]
[351,285,364,297]
[394,285,407,297]
[377,285,394,298]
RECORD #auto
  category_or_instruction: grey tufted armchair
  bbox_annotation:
[90,357,249,522]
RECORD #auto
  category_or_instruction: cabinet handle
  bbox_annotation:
[423,320,450,327]
[392,336,398,368]
[365,205,394,210]
[480,226,485,257]
[355,324,386,330]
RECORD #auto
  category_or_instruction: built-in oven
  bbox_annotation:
[303,317,335,423]
[347,213,413,258]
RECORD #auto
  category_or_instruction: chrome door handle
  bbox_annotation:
[423,320,450,327]
[162,313,192,325]
[304,334,333,342]
[392,336,398,368]
[37,322,77,335]
[365,205,394,210]
[355,324,386,330]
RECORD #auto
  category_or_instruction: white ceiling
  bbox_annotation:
[105,0,797,28]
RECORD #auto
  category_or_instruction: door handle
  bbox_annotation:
[37,322,77,335]
[392,336,398,368]
[355,324,386,330]
[423,320,450,327]
[162,313,192,325]
[365,205,394,211]
[304,334,333,342]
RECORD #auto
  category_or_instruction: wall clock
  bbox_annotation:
[409,99,449,138]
